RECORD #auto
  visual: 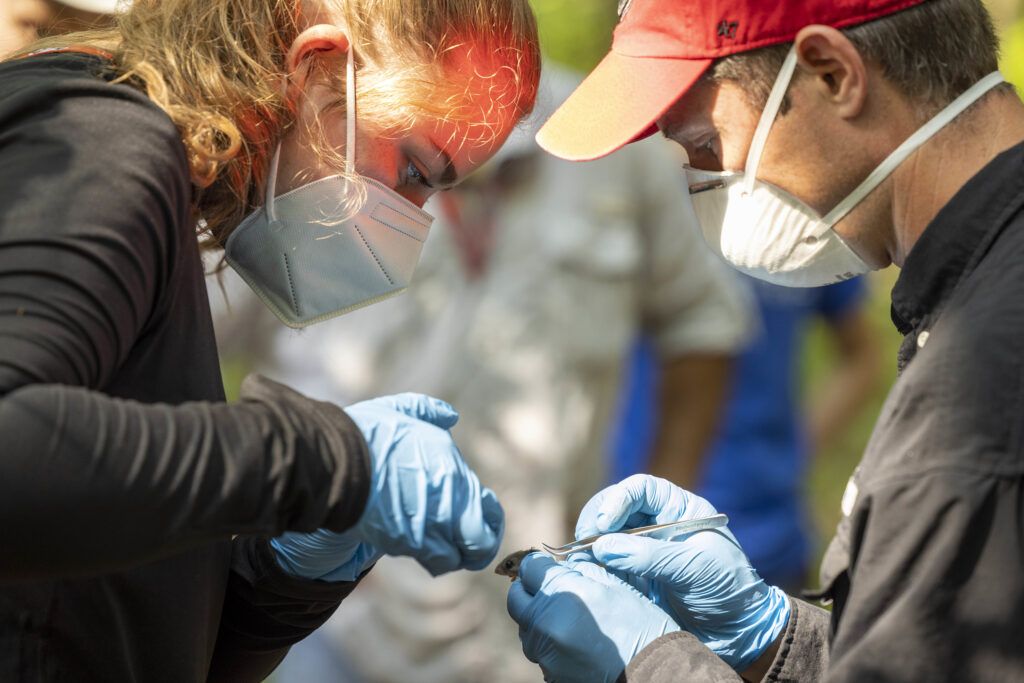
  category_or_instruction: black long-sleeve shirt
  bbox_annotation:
[0,51,372,681]
[618,141,1024,682]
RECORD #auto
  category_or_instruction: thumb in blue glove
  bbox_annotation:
[507,553,680,683]
[592,530,789,672]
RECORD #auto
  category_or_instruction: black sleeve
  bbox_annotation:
[619,632,742,683]
[822,468,1024,682]
[0,63,370,581]
[208,536,370,682]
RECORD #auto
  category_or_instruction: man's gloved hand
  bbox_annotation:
[271,393,504,581]
[507,553,680,683]
[577,474,790,672]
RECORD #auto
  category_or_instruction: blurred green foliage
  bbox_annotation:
[529,0,618,72]
[1000,15,1024,89]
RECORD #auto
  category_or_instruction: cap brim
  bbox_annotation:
[536,51,711,162]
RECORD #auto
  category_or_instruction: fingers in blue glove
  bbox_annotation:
[592,534,681,579]
[372,393,460,430]
[576,475,720,540]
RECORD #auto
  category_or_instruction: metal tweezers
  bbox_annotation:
[541,513,729,559]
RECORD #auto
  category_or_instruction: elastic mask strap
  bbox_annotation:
[264,44,357,222]
[742,47,799,194]
[265,144,282,223]
[346,46,356,175]
[822,70,1005,227]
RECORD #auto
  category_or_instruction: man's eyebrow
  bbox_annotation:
[659,118,690,141]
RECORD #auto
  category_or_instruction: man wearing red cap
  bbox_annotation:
[507,0,1024,681]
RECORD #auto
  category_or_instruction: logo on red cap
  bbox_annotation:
[717,20,739,39]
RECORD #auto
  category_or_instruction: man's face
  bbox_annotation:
[656,69,897,269]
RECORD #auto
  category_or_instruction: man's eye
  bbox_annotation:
[688,135,722,172]
[700,136,717,155]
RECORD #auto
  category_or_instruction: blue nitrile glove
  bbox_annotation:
[270,528,380,582]
[578,474,790,672]
[507,552,680,683]
[271,393,504,581]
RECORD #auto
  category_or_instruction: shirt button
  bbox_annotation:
[917,330,930,348]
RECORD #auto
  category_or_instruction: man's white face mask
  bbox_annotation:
[226,45,434,328]
[686,46,1004,288]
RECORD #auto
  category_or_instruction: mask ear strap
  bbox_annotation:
[742,46,799,194]
[345,45,356,176]
[265,143,282,222]
[266,42,356,221]
[822,70,1005,228]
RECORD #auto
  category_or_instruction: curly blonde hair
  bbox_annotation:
[21,0,540,250]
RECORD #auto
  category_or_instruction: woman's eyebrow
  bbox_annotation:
[429,141,459,187]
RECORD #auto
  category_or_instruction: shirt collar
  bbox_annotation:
[891,141,1024,335]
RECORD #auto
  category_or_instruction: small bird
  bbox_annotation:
[494,548,537,582]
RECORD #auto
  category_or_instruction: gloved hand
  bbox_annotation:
[272,393,504,581]
[507,552,680,683]
[578,474,790,672]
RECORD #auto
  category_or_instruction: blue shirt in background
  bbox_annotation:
[610,276,866,586]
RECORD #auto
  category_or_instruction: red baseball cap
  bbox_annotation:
[537,0,928,161]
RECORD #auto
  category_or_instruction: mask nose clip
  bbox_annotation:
[689,178,728,195]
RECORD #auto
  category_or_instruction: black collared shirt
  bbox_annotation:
[810,139,1024,680]
[626,141,1024,682]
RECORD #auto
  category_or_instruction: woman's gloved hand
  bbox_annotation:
[507,553,680,683]
[577,474,790,672]
[271,393,504,581]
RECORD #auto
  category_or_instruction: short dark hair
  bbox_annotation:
[708,0,1005,117]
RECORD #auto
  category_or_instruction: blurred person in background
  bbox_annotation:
[0,0,540,680]
[0,0,118,55]
[213,63,753,683]
[612,275,882,591]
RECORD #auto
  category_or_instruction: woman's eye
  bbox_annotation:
[406,161,429,187]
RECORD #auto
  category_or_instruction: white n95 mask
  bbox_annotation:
[225,45,434,328]
[687,46,1005,288]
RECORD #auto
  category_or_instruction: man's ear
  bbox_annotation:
[793,25,868,120]
[284,24,350,92]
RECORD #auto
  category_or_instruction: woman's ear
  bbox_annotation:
[285,24,350,91]
[793,25,868,121]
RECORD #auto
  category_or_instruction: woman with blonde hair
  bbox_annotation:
[0,0,539,680]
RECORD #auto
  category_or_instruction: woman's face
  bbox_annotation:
[276,44,522,208]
